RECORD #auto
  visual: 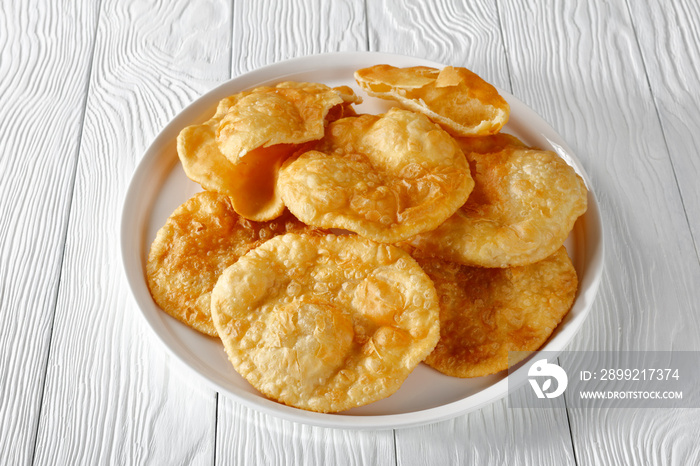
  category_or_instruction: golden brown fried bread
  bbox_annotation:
[146,192,308,336]
[417,246,577,378]
[213,82,357,161]
[355,64,509,137]
[210,233,440,412]
[177,82,360,221]
[455,132,529,154]
[406,144,587,267]
[277,108,474,243]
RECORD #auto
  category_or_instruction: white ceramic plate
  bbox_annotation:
[121,52,604,430]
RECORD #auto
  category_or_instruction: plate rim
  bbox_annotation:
[120,50,605,430]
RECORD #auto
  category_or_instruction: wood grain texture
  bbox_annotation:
[626,0,700,264]
[367,1,577,464]
[394,393,575,466]
[31,0,231,464]
[366,0,511,90]
[0,1,98,464]
[231,0,366,76]
[216,397,396,466]
[498,0,700,463]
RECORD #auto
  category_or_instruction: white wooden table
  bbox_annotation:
[2,0,700,464]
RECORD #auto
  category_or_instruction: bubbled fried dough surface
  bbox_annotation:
[146,192,309,336]
[277,108,474,243]
[354,64,509,137]
[406,145,587,267]
[214,82,355,160]
[177,82,359,221]
[456,132,529,154]
[418,246,577,378]
[210,233,440,413]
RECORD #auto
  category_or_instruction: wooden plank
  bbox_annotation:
[394,397,575,465]
[367,1,577,464]
[31,0,232,464]
[216,397,396,466]
[627,0,700,261]
[366,0,511,89]
[230,0,367,76]
[0,1,98,464]
[214,1,398,463]
[498,0,700,463]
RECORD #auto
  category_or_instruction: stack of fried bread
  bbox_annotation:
[146,65,587,412]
